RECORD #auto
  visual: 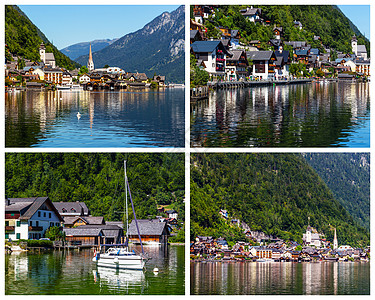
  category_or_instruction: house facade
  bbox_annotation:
[5,197,63,240]
[128,219,169,245]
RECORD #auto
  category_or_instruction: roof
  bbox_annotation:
[53,201,89,215]
[63,216,104,225]
[63,226,103,237]
[284,41,307,49]
[295,49,308,56]
[309,48,319,55]
[227,49,247,61]
[6,197,63,222]
[247,51,274,61]
[128,219,167,236]
[45,53,55,61]
[357,45,367,53]
[190,30,199,39]
[240,7,261,16]
[191,40,228,54]
[275,50,289,63]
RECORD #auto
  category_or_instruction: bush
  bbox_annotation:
[27,239,53,248]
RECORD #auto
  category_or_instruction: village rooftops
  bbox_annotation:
[53,201,90,216]
[240,7,261,16]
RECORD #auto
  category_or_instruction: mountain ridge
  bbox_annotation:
[75,5,185,83]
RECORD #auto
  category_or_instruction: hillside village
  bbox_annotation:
[5,196,183,248]
[5,43,167,91]
[191,209,370,262]
[190,5,370,83]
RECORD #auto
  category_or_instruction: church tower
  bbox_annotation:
[351,35,358,56]
[87,44,94,71]
[333,227,338,250]
[39,43,46,64]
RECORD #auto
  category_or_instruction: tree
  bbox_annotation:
[45,226,65,241]
[79,65,88,75]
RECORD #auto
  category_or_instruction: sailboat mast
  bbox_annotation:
[124,161,128,242]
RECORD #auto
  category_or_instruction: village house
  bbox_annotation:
[44,67,63,85]
[240,6,262,23]
[153,75,166,86]
[62,216,105,228]
[5,197,63,240]
[274,48,290,78]
[53,201,90,217]
[165,209,178,219]
[39,43,56,68]
[247,51,277,79]
[226,49,249,81]
[191,40,230,79]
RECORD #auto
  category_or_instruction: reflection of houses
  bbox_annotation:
[128,219,169,245]
[5,197,63,240]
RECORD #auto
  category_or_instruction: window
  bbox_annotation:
[16,221,20,227]
[44,212,46,218]
[5,221,9,226]
[16,233,20,239]
[30,221,32,226]
[38,211,41,217]
[49,213,51,218]
[5,233,9,239]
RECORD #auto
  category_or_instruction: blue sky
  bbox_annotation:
[337,5,370,40]
[19,5,181,49]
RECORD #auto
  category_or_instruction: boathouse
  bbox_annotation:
[127,219,169,245]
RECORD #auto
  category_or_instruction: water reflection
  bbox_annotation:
[5,246,185,295]
[6,89,185,147]
[190,261,370,295]
[191,82,369,147]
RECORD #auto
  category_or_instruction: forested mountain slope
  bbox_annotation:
[303,153,370,231]
[5,153,185,222]
[5,5,80,70]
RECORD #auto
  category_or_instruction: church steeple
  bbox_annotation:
[87,44,94,71]
[333,227,338,250]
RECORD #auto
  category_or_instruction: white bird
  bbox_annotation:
[77,112,81,119]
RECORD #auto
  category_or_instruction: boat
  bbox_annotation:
[92,161,148,270]
[256,258,273,262]
[56,85,71,90]
[71,84,83,90]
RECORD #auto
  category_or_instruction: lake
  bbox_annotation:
[5,89,185,148]
[190,261,370,295]
[191,81,370,147]
[5,245,185,295]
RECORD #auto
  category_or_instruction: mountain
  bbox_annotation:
[302,153,370,231]
[5,5,80,70]
[191,153,369,247]
[75,6,185,83]
[60,38,119,60]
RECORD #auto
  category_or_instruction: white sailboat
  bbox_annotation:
[92,161,148,270]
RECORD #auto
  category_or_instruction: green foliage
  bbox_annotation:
[79,65,88,75]
[5,153,185,222]
[45,226,65,241]
[303,153,370,231]
[5,5,80,70]
[27,239,53,248]
[191,153,369,248]
[289,62,308,77]
[190,54,209,87]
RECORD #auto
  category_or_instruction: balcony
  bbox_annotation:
[5,226,15,232]
[29,226,43,232]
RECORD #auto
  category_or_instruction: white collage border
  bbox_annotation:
[1,0,374,298]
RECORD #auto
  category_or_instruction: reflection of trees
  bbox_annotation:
[191,82,369,147]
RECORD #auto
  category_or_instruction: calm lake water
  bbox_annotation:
[191,81,370,147]
[5,245,185,295]
[5,89,185,147]
[191,261,370,295]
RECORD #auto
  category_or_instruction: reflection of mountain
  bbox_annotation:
[191,82,369,147]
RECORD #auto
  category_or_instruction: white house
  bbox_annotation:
[247,51,277,79]
[5,197,63,240]
[191,40,230,79]
[79,74,91,84]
